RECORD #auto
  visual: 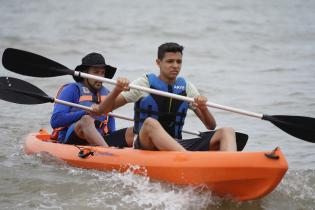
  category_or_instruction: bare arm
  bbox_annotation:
[93,78,129,114]
[192,96,216,130]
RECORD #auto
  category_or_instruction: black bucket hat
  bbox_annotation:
[73,52,117,82]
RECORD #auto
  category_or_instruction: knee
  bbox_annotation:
[78,115,94,127]
[223,127,235,133]
[142,117,159,130]
[217,127,235,135]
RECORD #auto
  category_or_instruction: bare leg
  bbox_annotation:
[74,115,108,146]
[209,127,237,151]
[125,127,135,147]
[139,118,186,151]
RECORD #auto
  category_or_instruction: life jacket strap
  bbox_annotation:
[94,117,109,135]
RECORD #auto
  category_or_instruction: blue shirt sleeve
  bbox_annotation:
[50,84,86,128]
[108,116,116,133]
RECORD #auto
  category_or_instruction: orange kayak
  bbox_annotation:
[24,129,288,201]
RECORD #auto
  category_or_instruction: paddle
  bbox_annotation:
[0,76,248,151]
[3,48,314,143]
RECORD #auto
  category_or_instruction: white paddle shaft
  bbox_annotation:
[54,98,200,136]
[76,72,263,119]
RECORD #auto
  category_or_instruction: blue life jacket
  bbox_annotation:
[51,82,112,140]
[133,74,189,139]
[71,82,110,134]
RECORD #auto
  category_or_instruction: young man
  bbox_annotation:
[93,43,237,151]
[50,52,133,147]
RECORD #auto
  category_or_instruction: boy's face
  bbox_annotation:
[157,52,182,82]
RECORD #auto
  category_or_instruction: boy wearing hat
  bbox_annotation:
[50,53,132,147]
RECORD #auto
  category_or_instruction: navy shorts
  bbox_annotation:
[178,131,215,151]
[133,131,215,151]
[103,128,129,148]
[64,125,128,147]
[63,124,87,145]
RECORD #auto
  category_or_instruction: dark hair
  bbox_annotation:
[157,42,184,60]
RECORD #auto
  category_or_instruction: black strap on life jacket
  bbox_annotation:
[134,85,187,139]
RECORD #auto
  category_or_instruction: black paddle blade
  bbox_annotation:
[263,115,315,143]
[2,48,73,77]
[0,77,54,104]
[199,131,248,151]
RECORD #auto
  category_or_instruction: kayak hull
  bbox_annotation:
[24,130,288,201]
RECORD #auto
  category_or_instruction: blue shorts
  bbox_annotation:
[133,131,215,151]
